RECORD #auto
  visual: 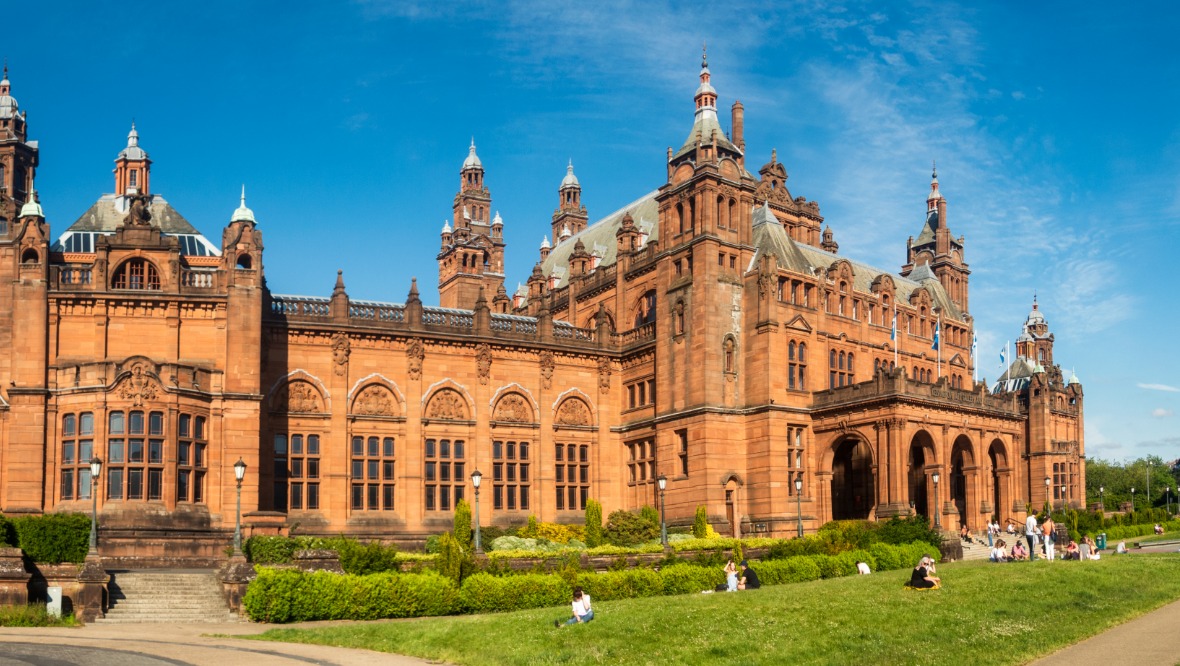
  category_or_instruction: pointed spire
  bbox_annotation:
[540,235,551,250]
[231,184,256,223]
[19,190,42,218]
[442,219,452,234]
[561,159,580,187]
[492,211,503,226]
[408,277,420,302]
[333,269,346,297]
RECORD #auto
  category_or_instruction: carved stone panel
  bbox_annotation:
[476,343,492,385]
[332,333,351,377]
[493,393,532,423]
[117,364,158,407]
[426,388,468,420]
[352,385,396,417]
[555,398,592,426]
[539,351,555,389]
[407,339,424,380]
[597,356,612,394]
[274,380,324,413]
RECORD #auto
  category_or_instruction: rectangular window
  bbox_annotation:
[556,441,591,511]
[677,429,689,477]
[278,432,319,511]
[425,438,464,511]
[493,440,530,513]
[627,438,655,488]
[352,435,396,511]
[177,413,207,504]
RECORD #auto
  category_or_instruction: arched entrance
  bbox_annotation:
[950,436,974,530]
[831,437,874,520]
[909,431,936,520]
[988,439,1008,521]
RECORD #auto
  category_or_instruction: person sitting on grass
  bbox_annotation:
[906,556,941,589]
[990,539,1008,562]
[739,560,761,590]
[1063,540,1079,560]
[1011,540,1027,561]
[1115,540,1127,554]
[555,587,593,627]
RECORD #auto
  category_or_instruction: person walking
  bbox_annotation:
[1042,514,1056,561]
[1025,513,1039,561]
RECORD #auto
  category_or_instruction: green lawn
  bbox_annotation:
[247,555,1180,665]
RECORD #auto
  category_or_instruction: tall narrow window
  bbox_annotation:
[276,432,320,510]
[60,412,95,501]
[424,438,465,511]
[555,441,591,511]
[351,435,396,511]
[177,414,207,503]
[106,410,164,501]
[677,429,689,477]
[492,440,530,511]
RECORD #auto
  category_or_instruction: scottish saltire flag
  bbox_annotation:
[971,331,978,354]
[931,320,940,350]
[890,309,897,341]
[1000,346,1007,366]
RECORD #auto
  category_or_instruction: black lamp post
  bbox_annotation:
[471,469,483,554]
[1167,487,1172,517]
[1061,484,1067,513]
[87,457,103,556]
[233,457,247,556]
[932,471,941,529]
[1099,485,1104,512]
[1131,487,1136,512]
[795,477,804,537]
[1147,461,1152,510]
[657,474,668,548]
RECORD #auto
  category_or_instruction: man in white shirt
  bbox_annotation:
[1025,514,1039,561]
[556,587,594,627]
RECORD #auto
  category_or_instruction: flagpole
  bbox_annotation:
[936,316,941,379]
[972,331,978,383]
[892,302,898,369]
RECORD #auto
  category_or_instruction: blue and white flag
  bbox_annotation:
[890,308,897,342]
[999,346,1007,366]
[971,331,978,354]
[931,320,940,351]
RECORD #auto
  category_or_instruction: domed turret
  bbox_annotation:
[231,185,255,223]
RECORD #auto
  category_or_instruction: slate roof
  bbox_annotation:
[537,190,660,289]
[51,193,221,257]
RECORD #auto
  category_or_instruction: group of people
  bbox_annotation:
[985,513,1110,562]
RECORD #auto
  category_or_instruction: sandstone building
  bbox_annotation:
[0,59,1084,563]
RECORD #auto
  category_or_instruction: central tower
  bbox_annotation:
[438,140,506,309]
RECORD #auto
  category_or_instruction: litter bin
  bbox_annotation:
[1097,533,1107,550]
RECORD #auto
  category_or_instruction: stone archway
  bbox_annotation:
[988,439,1009,523]
[831,437,875,520]
[908,431,937,520]
[950,435,975,530]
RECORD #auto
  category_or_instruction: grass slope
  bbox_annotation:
[249,555,1180,665]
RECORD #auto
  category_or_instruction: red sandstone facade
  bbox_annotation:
[0,59,1084,564]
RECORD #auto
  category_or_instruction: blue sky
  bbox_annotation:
[11,1,1179,463]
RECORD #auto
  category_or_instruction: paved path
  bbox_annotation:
[0,621,432,666]
[1031,542,1180,666]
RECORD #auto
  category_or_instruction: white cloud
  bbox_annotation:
[1139,383,1180,392]
[1152,408,1174,418]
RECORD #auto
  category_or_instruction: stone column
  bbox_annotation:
[0,548,31,608]
[218,554,256,615]
[75,555,109,623]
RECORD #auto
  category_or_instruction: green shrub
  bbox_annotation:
[424,534,443,554]
[575,568,662,601]
[459,572,570,613]
[11,513,90,564]
[242,568,459,623]
[521,515,540,538]
[763,535,828,559]
[755,556,822,585]
[434,532,472,583]
[876,515,943,548]
[693,505,709,539]
[243,535,399,575]
[659,562,722,595]
[604,509,659,547]
[332,539,399,576]
[869,543,902,571]
[639,505,660,527]
[584,499,604,548]
[244,535,309,564]
[812,554,845,579]
[817,520,875,550]
[0,604,78,627]
[453,499,472,549]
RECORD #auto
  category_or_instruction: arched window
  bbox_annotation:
[723,337,736,373]
[113,258,161,290]
[634,290,657,328]
[848,353,855,379]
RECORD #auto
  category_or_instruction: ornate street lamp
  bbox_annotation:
[1099,485,1105,512]
[88,457,103,556]
[471,469,483,554]
[1131,487,1136,512]
[932,471,941,529]
[1061,484,1068,512]
[794,477,804,537]
[233,458,247,556]
[657,474,668,548]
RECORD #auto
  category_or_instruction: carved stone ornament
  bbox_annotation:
[275,380,324,414]
[493,393,532,423]
[352,385,395,417]
[555,398,592,426]
[406,338,425,380]
[117,364,158,407]
[123,193,153,227]
[476,343,492,385]
[597,356,612,394]
[426,388,467,420]
[331,333,351,376]
[539,351,555,389]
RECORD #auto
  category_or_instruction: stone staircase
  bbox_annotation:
[94,569,241,624]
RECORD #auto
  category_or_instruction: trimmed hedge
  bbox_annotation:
[575,568,663,602]
[243,568,459,623]
[460,573,570,613]
[243,535,399,575]
[7,513,90,564]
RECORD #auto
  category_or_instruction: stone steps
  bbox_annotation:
[94,570,242,624]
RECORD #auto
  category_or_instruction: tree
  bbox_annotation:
[584,499,604,547]
[453,498,472,548]
[693,505,709,539]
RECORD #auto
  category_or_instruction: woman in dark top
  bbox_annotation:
[907,556,941,589]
